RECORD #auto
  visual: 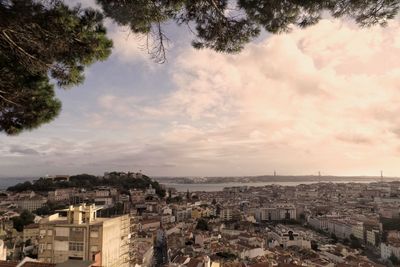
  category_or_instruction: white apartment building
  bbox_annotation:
[94,189,110,198]
[381,242,400,260]
[255,205,296,222]
[15,195,47,212]
[267,225,311,249]
[23,223,40,243]
[308,216,329,231]
[173,207,192,222]
[366,229,380,247]
[327,220,353,239]
[220,208,233,221]
[0,240,7,261]
[38,204,130,267]
[351,222,364,241]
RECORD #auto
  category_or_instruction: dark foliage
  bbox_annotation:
[34,202,68,216]
[12,210,34,232]
[381,217,400,231]
[349,234,362,249]
[390,253,400,265]
[311,240,318,251]
[7,173,166,197]
[97,202,125,217]
[97,0,400,62]
[215,251,237,259]
[330,233,338,242]
[166,195,183,204]
[196,218,209,231]
[0,0,112,135]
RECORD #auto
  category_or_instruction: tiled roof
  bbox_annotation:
[20,263,55,267]
[0,260,56,267]
[250,263,269,267]
[0,261,18,267]
[55,260,92,267]
[23,224,39,229]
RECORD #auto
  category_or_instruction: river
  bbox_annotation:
[160,180,377,192]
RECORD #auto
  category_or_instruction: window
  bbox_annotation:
[47,230,53,236]
[90,245,98,252]
[68,257,83,260]
[90,231,99,238]
[46,243,52,250]
[55,227,69,237]
[54,241,68,251]
[69,242,84,251]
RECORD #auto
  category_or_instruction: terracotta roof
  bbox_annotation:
[250,263,269,267]
[140,218,160,224]
[0,261,18,267]
[172,255,188,264]
[55,260,92,267]
[24,224,39,229]
[186,259,202,267]
[21,263,55,267]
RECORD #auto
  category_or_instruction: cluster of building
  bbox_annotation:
[2,175,400,266]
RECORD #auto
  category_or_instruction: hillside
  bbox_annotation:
[7,173,165,197]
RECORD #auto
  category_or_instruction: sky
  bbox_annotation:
[2,3,400,178]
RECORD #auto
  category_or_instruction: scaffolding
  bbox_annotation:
[129,210,140,267]
[120,214,131,267]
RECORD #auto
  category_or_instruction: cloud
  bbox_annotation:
[106,22,162,66]
[3,19,400,177]
[95,94,172,122]
[154,19,400,175]
[73,18,400,176]
[336,134,374,145]
[8,145,40,156]
[64,0,100,9]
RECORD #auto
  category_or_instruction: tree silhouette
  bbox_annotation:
[98,0,400,62]
[0,0,112,135]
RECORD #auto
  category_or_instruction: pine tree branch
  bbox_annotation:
[2,30,37,62]
[0,93,20,107]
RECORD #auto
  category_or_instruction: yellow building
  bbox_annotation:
[38,204,129,267]
[191,208,203,219]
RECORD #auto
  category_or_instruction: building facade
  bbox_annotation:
[38,204,129,267]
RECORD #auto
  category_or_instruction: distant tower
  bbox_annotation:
[318,171,321,183]
[381,170,384,182]
[186,189,190,200]
[274,170,276,177]
[153,228,169,266]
